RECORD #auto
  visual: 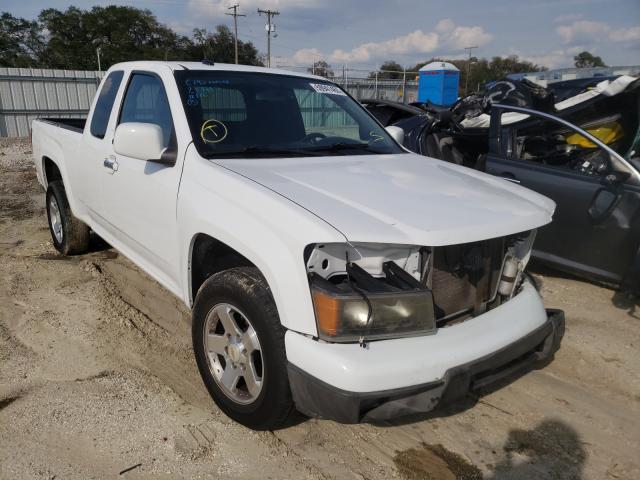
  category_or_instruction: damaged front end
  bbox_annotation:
[304,231,536,343]
[289,232,564,423]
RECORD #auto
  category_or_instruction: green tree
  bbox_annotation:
[370,60,404,79]
[188,26,263,66]
[0,6,263,70]
[574,51,606,68]
[487,55,543,81]
[0,12,43,67]
[307,60,333,78]
[37,6,187,69]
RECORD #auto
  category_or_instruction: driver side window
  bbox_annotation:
[119,73,174,148]
[294,88,360,141]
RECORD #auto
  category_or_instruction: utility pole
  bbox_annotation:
[402,67,407,103]
[226,4,246,65]
[464,45,478,94]
[96,47,101,72]
[374,71,378,99]
[258,8,279,67]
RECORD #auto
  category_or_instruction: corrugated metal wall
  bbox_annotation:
[0,68,104,137]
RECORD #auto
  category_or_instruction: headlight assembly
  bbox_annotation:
[309,261,436,343]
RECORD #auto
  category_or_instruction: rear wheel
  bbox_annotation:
[192,267,294,430]
[46,181,90,255]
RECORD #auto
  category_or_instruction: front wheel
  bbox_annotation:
[192,267,294,430]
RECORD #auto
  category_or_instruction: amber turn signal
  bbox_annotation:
[312,288,341,337]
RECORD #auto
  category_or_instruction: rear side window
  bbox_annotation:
[90,71,124,139]
[119,73,174,148]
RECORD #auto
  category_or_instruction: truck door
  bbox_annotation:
[78,70,124,220]
[485,105,640,286]
[99,71,184,290]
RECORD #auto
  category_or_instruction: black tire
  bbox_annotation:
[192,267,294,430]
[45,181,90,255]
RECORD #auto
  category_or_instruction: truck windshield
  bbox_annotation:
[174,70,405,158]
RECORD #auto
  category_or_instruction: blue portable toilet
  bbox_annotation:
[418,61,460,106]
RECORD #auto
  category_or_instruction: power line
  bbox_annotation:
[225,4,246,65]
[257,8,279,68]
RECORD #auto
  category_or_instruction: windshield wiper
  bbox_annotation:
[308,142,383,154]
[207,147,321,158]
[204,143,386,159]
[245,146,325,157]
[206,146,323,158]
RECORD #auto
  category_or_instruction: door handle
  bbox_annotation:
[103,156,119,172]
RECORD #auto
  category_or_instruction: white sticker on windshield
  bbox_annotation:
[309,83,347,96]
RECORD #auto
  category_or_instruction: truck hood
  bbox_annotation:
[215,153,555,246]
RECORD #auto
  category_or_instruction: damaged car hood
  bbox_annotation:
[216,153,555,245]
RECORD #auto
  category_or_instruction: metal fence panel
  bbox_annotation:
[0,68,104,137]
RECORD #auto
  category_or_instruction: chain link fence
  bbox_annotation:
[334,78,418,103]
[277,64,420,103]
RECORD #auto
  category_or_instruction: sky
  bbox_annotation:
[2,0,639,71]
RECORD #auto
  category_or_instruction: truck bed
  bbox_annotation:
[31,116,86,193]
[37,117,87,133]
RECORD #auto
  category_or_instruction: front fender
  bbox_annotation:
[177,150,345,335]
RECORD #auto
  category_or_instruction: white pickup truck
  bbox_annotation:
[31,61,564,430]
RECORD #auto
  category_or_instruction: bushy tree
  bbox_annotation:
[37,6,189,69]
[0,6,263,70]
[486,55,544,80]
[189,26,263,66]
[574,51,606,68]
[307,60,333,78]
[370,60,404,79]
[0,12,43,67]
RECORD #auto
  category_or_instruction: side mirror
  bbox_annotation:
[114,123,175,165]
[385,125,405,145]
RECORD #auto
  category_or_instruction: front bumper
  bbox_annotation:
[288,308,565,423]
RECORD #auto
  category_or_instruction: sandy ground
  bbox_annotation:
[1,137,639,480]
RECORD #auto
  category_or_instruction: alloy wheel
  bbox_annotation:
[203,303,263,404]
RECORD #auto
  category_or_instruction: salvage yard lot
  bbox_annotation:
[1,138,639,480]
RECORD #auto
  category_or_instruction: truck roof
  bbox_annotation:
[108,60,328,82]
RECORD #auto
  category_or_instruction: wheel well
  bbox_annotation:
[43,157,62,185]
[191,234,255,301]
